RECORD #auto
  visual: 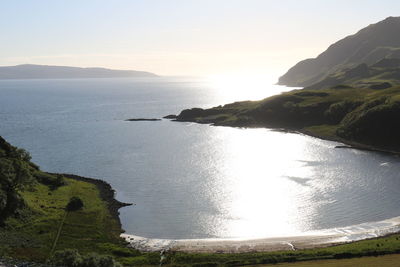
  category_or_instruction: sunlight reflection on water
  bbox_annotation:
[0,77,399,239]
[196,129,320,238]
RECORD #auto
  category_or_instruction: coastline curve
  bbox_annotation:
[121,216,400,253]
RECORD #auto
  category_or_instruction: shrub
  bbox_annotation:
[53,249,83,267]
[53,249,122,267]
[0,158,34,223]
[34,172,65,189]
[337,99,400,149]
[66,197,84,211]
[324,100,362,124]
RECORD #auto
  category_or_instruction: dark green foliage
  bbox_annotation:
[52,249,121,267]
[294,91,329,97]
[98,244,141,257]
[0,137,35,223]
[0,136,68,223]
[34,172,65,190]
[370,82,392,90]
[325,100,363,124]
[337,99,400,149]
[66,197,84,211]
[53,249,82,267]
[332,84,353,89]
[177,107,226,121]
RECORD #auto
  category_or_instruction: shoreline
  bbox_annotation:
[121,216,400,253]
[49,173,132,233]
[298,128,400,157]
[170,117,400,157]
[118,119,400,253]
[53,122,400,254]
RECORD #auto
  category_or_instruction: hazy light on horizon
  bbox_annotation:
[1,0,400,77]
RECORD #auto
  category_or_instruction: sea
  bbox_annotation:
[1,76,400,239]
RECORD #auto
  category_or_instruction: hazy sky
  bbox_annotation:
[1,0,399,77]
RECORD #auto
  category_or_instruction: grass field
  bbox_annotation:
[0,176,159,265]
[266,253,400,267]
[164,232,400,266]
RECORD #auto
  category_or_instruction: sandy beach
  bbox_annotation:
[121,216,400,253]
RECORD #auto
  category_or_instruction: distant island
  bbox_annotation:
[170,16,400,154]
[0,64,158,79]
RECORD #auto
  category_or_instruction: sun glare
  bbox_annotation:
[205,73,294,105]
[206,128,318,238]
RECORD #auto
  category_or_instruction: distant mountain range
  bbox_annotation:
[0,64,158,79]
[279,16,400,87]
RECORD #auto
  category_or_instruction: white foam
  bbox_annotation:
[121,216,400,252]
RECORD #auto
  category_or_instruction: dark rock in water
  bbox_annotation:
[369,82,392,90]
[163,114,177,119]
[125,118,161,121]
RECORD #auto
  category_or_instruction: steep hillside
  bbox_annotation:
[305,58,400,90]
[278,17,400,87]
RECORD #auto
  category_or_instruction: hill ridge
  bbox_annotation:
[278,16,400,87]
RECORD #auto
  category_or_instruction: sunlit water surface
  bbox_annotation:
[0,76,399,239]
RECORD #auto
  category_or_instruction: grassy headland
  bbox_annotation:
[172,84,400,154]
[0,136,159,266]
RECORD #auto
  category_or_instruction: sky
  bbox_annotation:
[0,0,399,77]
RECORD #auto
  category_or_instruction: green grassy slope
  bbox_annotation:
[262,254,400,267]
[304,58,400,90]
[0,137,159,266]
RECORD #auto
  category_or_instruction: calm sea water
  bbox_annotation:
[0,77,400,239]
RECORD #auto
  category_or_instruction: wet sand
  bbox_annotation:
[121,216,400,253]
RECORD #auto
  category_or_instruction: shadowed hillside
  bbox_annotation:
[278,17,400,87]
